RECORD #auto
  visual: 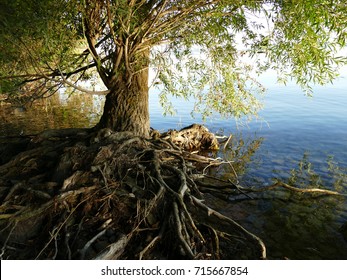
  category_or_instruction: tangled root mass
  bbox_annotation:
[0,124,266,260]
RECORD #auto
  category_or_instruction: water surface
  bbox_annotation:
[1,74,347,259]
[149,74,347,259]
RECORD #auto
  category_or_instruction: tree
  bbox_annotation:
[1,0,347,138]
[2,0,347,260]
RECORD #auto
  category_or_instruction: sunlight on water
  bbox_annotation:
[1,72,347,259]
[0,92,104,136]
[149,74,347,259]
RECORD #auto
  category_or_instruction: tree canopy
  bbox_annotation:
[1,0,346,135]
[1,0,347,260]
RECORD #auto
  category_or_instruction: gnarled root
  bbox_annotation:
[0,126,266,259]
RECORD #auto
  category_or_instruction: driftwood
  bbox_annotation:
[160,124,219,150]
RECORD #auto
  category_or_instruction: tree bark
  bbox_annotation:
[96,66,150,138]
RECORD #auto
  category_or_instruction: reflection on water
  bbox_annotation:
[0,92,104,136]
[1,84,347,259]
[208,138,347,259]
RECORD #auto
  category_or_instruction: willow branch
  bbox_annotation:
[58,76,110,95]
[82,8,109,87]
[106,0,121,47]
[142,0,169,39]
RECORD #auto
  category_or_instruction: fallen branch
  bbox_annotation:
[247,181,347,197]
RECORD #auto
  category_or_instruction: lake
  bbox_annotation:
[149,73,347,259]
[1,73,347,259]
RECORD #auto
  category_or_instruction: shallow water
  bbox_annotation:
[1,74,347,259]
[0,92,103,136]
[150,74,347,259]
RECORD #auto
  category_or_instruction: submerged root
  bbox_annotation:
[8,124,343,259]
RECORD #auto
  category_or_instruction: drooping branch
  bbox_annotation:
[128,1,239,58]
[56,75,110,95]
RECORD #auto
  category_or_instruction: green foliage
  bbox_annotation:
[151,1,267,118]
[252,0,347,93]
[150,0,347,118]
[1,0,347,119]
[0,0,82,95]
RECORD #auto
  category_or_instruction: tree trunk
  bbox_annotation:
[96,66,150,138]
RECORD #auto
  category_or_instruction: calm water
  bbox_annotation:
[1,73,347,259]
[150,73,347,259]
[150,74,347,181]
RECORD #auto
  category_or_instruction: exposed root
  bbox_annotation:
[2,124,343,259]
[187,196,266,259]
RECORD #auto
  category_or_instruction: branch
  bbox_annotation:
[105,0,121,48]
[17,67,110,96]
[82,4,110,87]
[52,67,109,95]
[138,1,239,49]
[58,75,110,95]
[142,0,169,39]
[253,181,347,197]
